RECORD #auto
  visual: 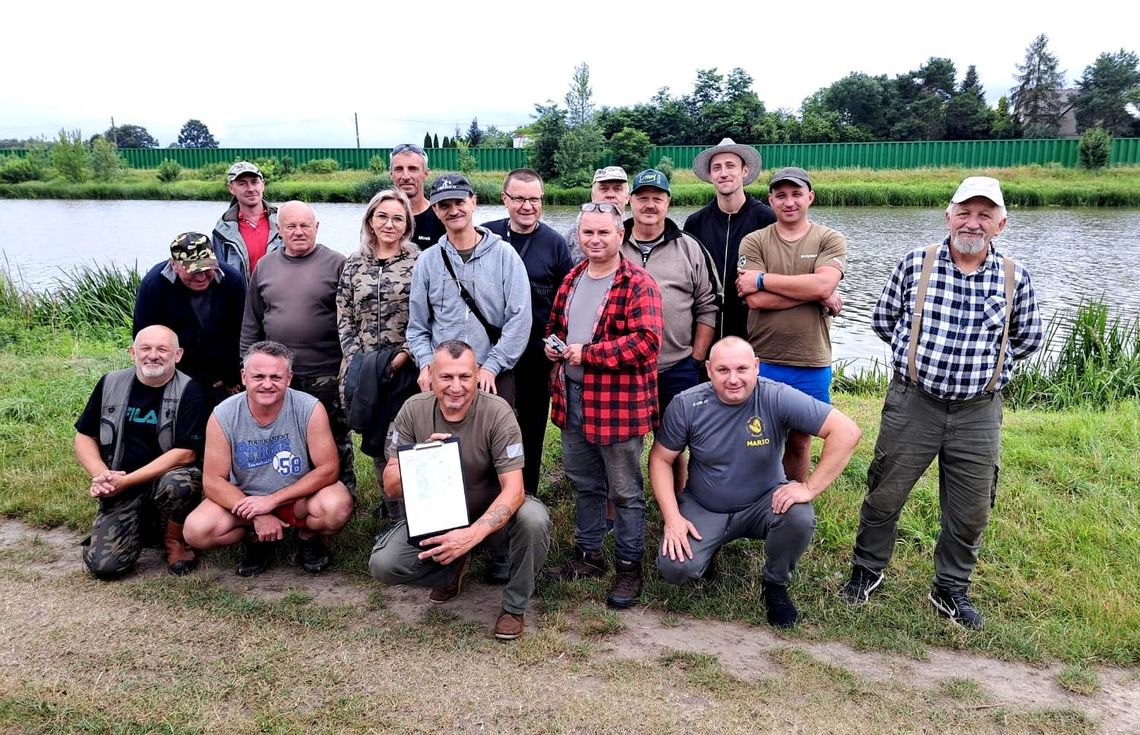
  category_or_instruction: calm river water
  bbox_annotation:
[2,200,1138,365]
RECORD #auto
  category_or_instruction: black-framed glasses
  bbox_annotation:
[503,194,542,206]
[392,143,426,156]
[580,202,621,214]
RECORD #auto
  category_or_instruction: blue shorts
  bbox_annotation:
[758,363,832,404]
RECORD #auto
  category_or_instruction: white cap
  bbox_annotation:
[951,176,1004,208]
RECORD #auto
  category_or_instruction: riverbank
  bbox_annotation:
[3,165,1140,207]
[1,278,1137,669]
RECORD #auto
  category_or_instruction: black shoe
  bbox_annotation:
[487,554,511,585]
[606,558,643,609]
[544,547,607,583]
[237,537,274,577]
[839,564,885,606]
[929,585,984,630]
[296,534,332,574]
[762,580,799,628]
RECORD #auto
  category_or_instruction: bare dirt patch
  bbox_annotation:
[3,517,1136,734]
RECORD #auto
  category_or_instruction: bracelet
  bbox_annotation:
[755,272,766,291]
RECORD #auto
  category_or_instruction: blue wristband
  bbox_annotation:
[755,272,765,291]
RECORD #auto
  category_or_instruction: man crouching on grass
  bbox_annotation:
[183,341,353,576]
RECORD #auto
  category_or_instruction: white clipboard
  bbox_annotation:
[395,437,469,546]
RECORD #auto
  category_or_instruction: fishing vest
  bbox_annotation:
[98,368,192,470]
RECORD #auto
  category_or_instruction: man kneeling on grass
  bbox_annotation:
[368,340,552,641]
[649,337,861,627]
[184,341,353,575]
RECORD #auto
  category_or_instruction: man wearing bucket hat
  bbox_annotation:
[133,232,247,410]
[736,167,847,484]
[211,161,282,280]
[839,177,1042,630]
[684,139,775,342]
[566,166,631,263]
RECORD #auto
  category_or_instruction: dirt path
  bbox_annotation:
[3,518,1136,733]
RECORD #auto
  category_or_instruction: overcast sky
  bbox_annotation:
[4,0,1137,148]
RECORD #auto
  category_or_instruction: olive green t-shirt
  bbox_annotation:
[738,222,847,367]
[387,391,524,520]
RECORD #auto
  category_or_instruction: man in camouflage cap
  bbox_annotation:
[74,325,208,578]
[133,232,247,410]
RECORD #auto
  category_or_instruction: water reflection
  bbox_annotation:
[2,199,1137,365]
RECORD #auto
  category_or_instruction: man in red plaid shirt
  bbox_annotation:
[543,202,662,609]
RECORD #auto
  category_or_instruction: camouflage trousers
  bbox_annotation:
[83,466,202,580]
[291,373,357,497]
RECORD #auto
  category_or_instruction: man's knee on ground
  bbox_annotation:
[656,554,706,586]
[83,547,136,580]
[368,547,415,585]
[773,502,816,542]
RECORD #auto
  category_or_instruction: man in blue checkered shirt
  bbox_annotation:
[839,176,1043,630]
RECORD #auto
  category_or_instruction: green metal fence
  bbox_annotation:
[7,139,1140,170]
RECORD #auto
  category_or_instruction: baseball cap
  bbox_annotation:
[428,174,476,205]
[169,232,218,274]
[592,166,629,184]
[769,167,812,190]
[951,176,1005,208]
[630,169,671,195]
[227,161,263,183]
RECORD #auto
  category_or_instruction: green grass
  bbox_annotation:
[3,163,1140,206]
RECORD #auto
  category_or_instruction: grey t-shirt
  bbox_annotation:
[656,379,831,512]
[564,270,615,383]
[214,388,319,496]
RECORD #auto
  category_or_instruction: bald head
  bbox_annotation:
[278,200,319,256]
[130,325,182,386]
[707,337,758,405]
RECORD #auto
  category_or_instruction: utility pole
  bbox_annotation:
[354,113,360,149]
[110,117,117,146]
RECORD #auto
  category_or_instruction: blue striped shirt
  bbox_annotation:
[872,240,1043,400]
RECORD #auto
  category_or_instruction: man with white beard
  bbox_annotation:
[839,176,1043,630]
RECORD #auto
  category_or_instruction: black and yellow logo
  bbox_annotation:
[745,415,769,447]
[747,416,764,436]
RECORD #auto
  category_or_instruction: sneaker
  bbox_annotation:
[237,537,274,577]
[486,554,511,585]
[429,554,469,604]
[929,585,984,630]
[606,558,643,609]
[839,564,885,606]
[544,547,607,583]
[493,610,525,641]
[762,580,799,628]
[296,534,332,574]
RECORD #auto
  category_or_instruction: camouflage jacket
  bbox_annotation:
[336,244,420,380]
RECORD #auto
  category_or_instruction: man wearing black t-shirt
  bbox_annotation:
[390,143,446,250]
[74,325,208,579]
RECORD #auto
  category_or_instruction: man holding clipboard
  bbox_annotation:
[368,341,552,640]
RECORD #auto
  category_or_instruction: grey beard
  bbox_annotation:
[951,234,987,255]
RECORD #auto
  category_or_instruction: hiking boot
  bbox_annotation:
[237,536,274,577]
[606,558,643,609]
[762,580,799,628]
[163,520,198,577]
[929,585,984,630]
[429,554,469,604]
[839,564,885,606]
[544,547,607,583]
[296,534,332,574]
[493,610,526,641]
[487,554,511,585]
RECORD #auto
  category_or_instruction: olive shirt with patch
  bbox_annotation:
[387,391,524,520]
[738,223,847,367]
[656,379,831,513]
[76,376,207,474]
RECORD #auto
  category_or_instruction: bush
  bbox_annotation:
[156,159,182,183]
[456,142,478,175]
[608,127,653,172]
[51,129,90,183]
[656,156,675,180]
[192,161,230,181]
[353,175,394,202]
[90,138,124,181]
[369,154,387,175]
[300,158,340,174]
[280,156,295,175]
[1079,126,1111,170]
[0,155,42,183]
[253,157,279,180]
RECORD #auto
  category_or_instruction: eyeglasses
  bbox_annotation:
[580,202,621,214]
[392,143,426,156]
[503,193,542,206]
[371,212,407,226]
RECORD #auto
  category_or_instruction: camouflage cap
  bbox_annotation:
[227,161,263,183]
[169,232,218,274]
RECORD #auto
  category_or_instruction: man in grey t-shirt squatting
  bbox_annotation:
[649,337,861,627]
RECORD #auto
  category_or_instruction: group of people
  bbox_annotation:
[75,139,1042,641]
